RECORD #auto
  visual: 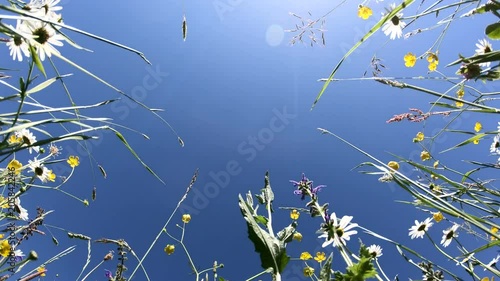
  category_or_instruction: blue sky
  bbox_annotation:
[3,0,499,280]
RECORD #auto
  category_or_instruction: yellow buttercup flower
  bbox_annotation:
[293,232,303,242]
[303,266,314,277]
[314,252,326,262]
[474,122,482,132]
[456,88,464,99]
[455,100,464,108]
[290,209,300,220]
[491,226,498,240]
[427,52,439,64]
[164,244,175,255]
[7,159,22,175]
[404,52,416,67]
[473,139,480,145]
[300,252,312,260]
[47,170,56,182]
[0,240,11,257]
[357,5,373,20]
[428,61,438,72]
[37,267,46,277]
[182,214,191,223]
[67,156,80,168]
[433,161,439,169]
[388,161,399,171]
[433,212,443,222]
[414,132,424,142]
[420,151,431,161]
[0,197,7,209]
[8,134,22,144]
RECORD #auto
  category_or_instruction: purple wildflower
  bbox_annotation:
[105,269,113,280]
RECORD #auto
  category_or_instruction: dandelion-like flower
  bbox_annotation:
[293,232,303,242]
[404,52,416,67]
[0,240,11,257]
[303,266,314,277]
[367,244,383,258]
[164,244,175,255]
[427,53,439,72]
[290,209,300,220]
[358,5,373,20]
[182,214,191,223]
[433,212,443,222]
[408,217,433,239]
[414,132,424,142]
[314,252,326,262]
[382,3,406,40]
[67,155,80,167]
[318,212,358,247]
[420,150,431,161]
[300,252,312,260]
[440,224,459,247]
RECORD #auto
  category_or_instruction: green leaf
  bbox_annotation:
[311,0,414,109]
[486,22,500,40]
[276,222,296,243]
[25,74,72,95]
[29,44,46,78]
[461,168,480,183]
[238,174,290,275]
[319,253,333,281]
[440,133,487,153]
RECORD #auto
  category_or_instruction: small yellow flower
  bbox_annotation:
[300,252,312,260]
[420,150,431,161]
[428,61,438,72]
[182,214,191,223]
[0,240,11,257]
[8,134,22,144]
[456,88,465,99]
[164,244,175,255]
[0,234,4,239]
[293,232,303,242]
[290,209,300,220]
[357,5,373,20]
[47,170,56,182]
[7,159,22,175]
[427,52,439,64]
[67,156,80,168]
[491,226,498,240]
[455,100,464,108]
[388,161,399,171]
[404,52,417,67]
[303,266,314,277]
[37,266,46,277]
[433,161,439,169]
[473,139,480,145]
[83,199,89,206]
[413,132,424,142]
[431,174,438,180]
[433,212,443,222]
[474,122,482,132]
[314,252,326,262]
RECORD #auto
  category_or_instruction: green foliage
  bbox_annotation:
[486,22,500,40]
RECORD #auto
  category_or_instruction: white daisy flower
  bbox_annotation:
[491,134,500,155]
[318,212,358,247]
[14,197,29,221]
[28,158,50,183]
[484,255,499,271]
[408,217,433,239]
[26,0,63,21]
[25,20,65,61]
[440,224,459,247]
[15,128,39,154]
[6,20,33,62]
[382,3,406,40]
[367,244,383,258]
[13,249,24,262]
[475,39,493,68]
